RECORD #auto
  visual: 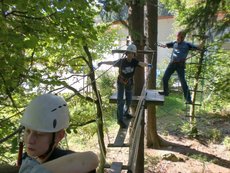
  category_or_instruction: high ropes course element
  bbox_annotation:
[0,45,165,173]
[186,35,209,121]
[103,48,164,173]
[157,34,209,134]
[0,36,209,172]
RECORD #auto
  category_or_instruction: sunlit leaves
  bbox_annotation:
[160,0,229,110]
[0,0,118,163]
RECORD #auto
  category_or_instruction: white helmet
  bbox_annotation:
[126,44,137,53]
[20,94,70,132]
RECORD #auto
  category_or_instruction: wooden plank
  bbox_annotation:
[112,49,155,54]
[145,90,164,105]
[108,118,131,147]
[109,89,164,106]
[109,162,123,173]
[104,163,129,170]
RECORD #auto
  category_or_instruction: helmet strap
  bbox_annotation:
[38,132,56,162]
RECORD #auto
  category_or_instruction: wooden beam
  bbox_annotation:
[109,89,164,106]
[112,49,155,54]
[107,119,131,147]
[109,162,123,173]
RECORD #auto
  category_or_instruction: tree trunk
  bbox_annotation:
[146,0,161,148]
[83,46,106,172]
[128,1,145,172]
[128,1,145,96]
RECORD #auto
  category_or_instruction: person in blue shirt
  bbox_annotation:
[159,30,203,104]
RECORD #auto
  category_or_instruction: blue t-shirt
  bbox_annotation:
[166,41,198,62]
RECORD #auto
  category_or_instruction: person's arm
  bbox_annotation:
[187,42,204,51]
[41,151,99,173]
[98,60,116,67]
[158,42,174,48]
[165,42,174,48]
[138,61,152,68]
[159,44,167,48]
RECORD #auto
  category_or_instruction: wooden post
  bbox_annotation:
[134,111,144,173]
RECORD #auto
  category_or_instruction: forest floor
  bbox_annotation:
[103,105,230,173]
[144,111,230,173]
[73,93,230,173]
[104,114,230,173]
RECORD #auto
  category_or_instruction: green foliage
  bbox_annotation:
[160,0,230,113]
[97,72,116,97]
[156,93,185,117]
[181,122,191,133]
[223,136,230,150]
[190,154,208,162]
[208,128,222,143]
[204,45,230,109]
[181,122,199,137]
[0,0,119,164]
[96,71,117,120]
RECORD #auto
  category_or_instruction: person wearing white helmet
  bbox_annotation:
[19,94,98,173]
[98,43,152,128]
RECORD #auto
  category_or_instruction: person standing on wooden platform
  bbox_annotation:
[159,30,203,104]
[98,44,152,128]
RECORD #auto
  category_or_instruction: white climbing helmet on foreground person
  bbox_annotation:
[20,94,70,132]
[126,43,137,53]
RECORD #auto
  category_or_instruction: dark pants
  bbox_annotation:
[117,80,132,122]
[162,62,191,102]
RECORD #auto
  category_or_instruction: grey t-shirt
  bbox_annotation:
[19,157,52,173]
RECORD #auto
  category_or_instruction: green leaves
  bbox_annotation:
[23,36,38,48]
[0,0,119,163]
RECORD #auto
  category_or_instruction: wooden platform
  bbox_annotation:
[112,49,155,54]
[108,118,131,148]
[109,89,164,106]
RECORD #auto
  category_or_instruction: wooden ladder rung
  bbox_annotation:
[107,119,131,148]
[185,103,202,106]
[107,143,130,147]
[190,90,203,92]
[185,115,201,118]
[109,162,123,173]
[104,162,129,173]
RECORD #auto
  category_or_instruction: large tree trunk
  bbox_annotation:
[128,1,145,172]
[128,1,145,96]
[146,0,161,148]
